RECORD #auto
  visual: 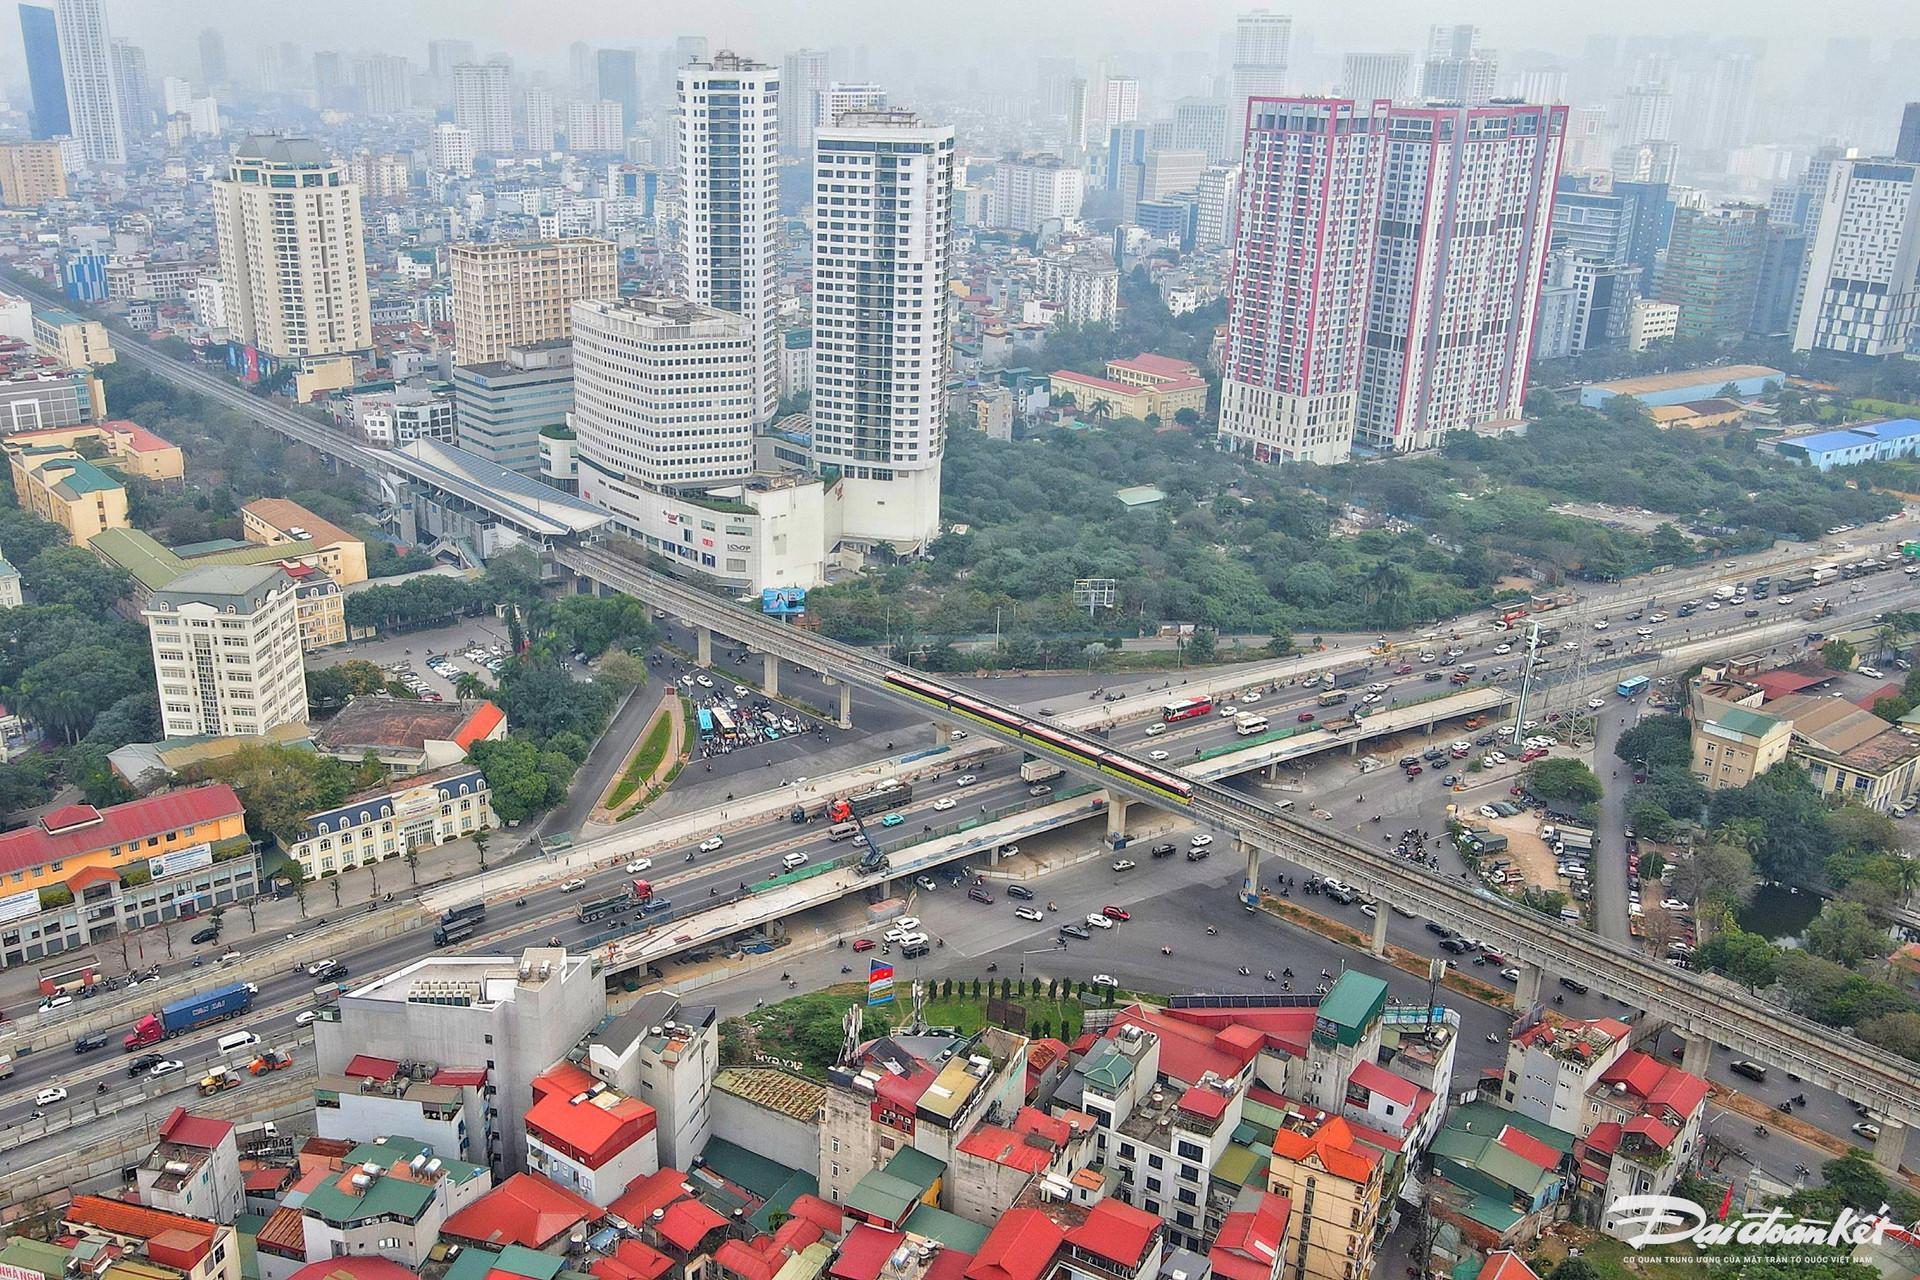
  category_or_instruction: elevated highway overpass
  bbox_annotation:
[556,539,1920,1146]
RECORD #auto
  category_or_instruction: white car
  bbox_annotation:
[149,1059,185,1078]
[1420,652,1437,663]
[917,875,938,891]
[1093,973,1118,987]
[1592,621,1609,630]
[1561,641,1579,651]
[1219,705,1239,717]
[1649,612,1668,623]
[1860,666,1884,679]
[698,836,724,853]
[1144,723,1168,736]
[1493,643,1512,655]
[1190,833,1214,847]
[35,1087,66,1106]
[1368,683,1390,694]
[1149,749,1170,761]
[295,1010,319,1026]
[625,859,653,874]
[1014,906,1044,922]
[560,878,586,893]
[952,730,968,740]
[1778,595,1795,605]
[1000,844,1020,857]
[696,674,714,687]
[896,917,922,932]
[1500,967,1521,982]
[1704,601,1721,610]
[1587,696,1606,710]
[884,926,908,943]
[1086,913,1115,929]
[733,684,749,696]
[933,796,957,811]
[1451,740,1471,752]
[1636,627,1653,637]
[1479,805,1501,818]
[955,774,978,787]
[1241,692,1262,704]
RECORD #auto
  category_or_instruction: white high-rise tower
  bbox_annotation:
[54,0,124,165]
[811,109,955,551]
[1230,9,1291,153]
[452,63,514,154]
[677,51,781,427]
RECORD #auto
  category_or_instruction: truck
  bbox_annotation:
[1530,589,1577,612]
[1810,564,1840,584]
[1493,606,1529,629]
[125,981,256,1051]
[829,780,914,822]
[1020,760,1065,784]
[1331,666,1367,689]
[1547,824,1594,852]
[439,901,486,929]
[198,1066,243,1095]
[1803,599,1834,620]
[1535,627,1562,647]
[0,1052,11,1080]
[432,919,478,947]
[1777,573,1816,593]
[631,879,653,904]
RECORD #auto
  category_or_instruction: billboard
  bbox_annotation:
[148,841,213,881]
[761,587,808,616]
[0,887,44,926]
[867,957,895,1006]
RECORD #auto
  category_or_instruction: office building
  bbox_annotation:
[453,339,575,475]
[356,53,409,115]
[566,99,624,154]
[448,238,615,365]
[1421,24,1497,105]
[1751,223,1808,338]
[1220,98,1382,466]
[1627,298,1681,351]
[1794,157,1920,358]
[524,86,555,151]
[31,305,111,366]
[572,294,757,494]
[196,26,223,86]
[811,110,955,551]
[452,62,512,154]
[1036,249,1119,325]
[315,945,606,1173]
[1101,75,1140,131]
[595,47,640,127]
[1655,202,1767,341]
[1899,103,1920,165]
[817,79,887,129]
[110,37,149,141]
[677,52,781,426]
[1231,9,1291,153]
[782,48,830,154]
[144,563,309,740]
[429,121,472,175]
[212,136,372,360]
[53,0,124,165]
[1170,98,1233,164]
[0,141,67,205]
[5,430,129,542]
[1356,102,1563,452]
[991,154,1084,231]
[287,763,494,881]
[1690,704,1791,790]
[1618,82,1673,147]
[20,4,69,139]
[1342,52,1409,105]
[1195,163,1241,248]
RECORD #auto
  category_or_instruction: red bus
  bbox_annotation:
[1161,696,1214,723]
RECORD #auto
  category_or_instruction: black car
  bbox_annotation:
[317,961,350,981]
[1059,923,1091,940]
[128,1052,164,1076]
[190,925,221,946]
[1006,883,1036,900]
[1425,921,1455,938]
[1439,937,1472,953]
[1150,842,1178,858]
[1744,608,1760,617]
[1559,977,1589,994]
[74,1033,108,1054]
[1185,848,1211,861]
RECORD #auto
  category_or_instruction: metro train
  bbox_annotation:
[884,671,1195,806]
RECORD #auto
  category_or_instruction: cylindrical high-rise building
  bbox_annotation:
[677,52,781,427]
[810,109,955,550]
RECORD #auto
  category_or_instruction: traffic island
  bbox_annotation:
[592,696,690,823]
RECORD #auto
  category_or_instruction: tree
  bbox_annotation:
[1698,926,1780,989]
[453,671,488,700]
[1674,839,1756,913]
[282,861,308,918]
[1858,1011,1920,1062]
[1804,901,1892,968]
[473,828,491,871]
[469,738,570,822]
[596,651,648,692]
[186,744,359,845]
[1820,637,1858,671]
[1525,757,1604,805]
[23,544,133,613]
[1185,628,1217,663]
[1827,804,1898,858]
[1638,850,1667,882]
[1552,1260,1602,1280]
[403,838,420,884]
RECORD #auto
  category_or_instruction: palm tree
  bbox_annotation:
[454,671,487,700]
[1088,397,1114,422]
[1874,624,1898,662]
[1365,561,1414,625]
[1897,856,1920,906]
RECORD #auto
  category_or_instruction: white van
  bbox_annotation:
[897,931,930,948]
[217,1031,260,1055]
[781,851,809,870]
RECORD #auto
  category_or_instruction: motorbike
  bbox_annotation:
[1264,970,1275,982]
[1777,1100,1793,1113]
[516,898,527,907]
[986,963,998,972]
[1236,966,1251,976]
[1753,1124,1769,1138]
[1161,946,1173,956]
[1206,925,1218,935]
[1048,902,1058,912]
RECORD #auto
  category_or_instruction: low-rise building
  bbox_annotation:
[311,695,506,774]
[1577,1051,1709,1230]
[6,438,128,543]
[1425,1102,1574,1254]
[1625,299,1679,352]
[316,1053,494,1164]
[32,306,116,367]
[295,1136,491,1266]
[0,340,105,431]
[241,499,370,585]
[0,549,19,607]
[587,990,720,1171]
[1499,1017,1632,1133]
[1766,691,1920,812]
[1771,418,1920,471]
[58,1195,242,1280]
[525,1060,661,1204]
[91,524,358,647]
[0,784,253,969]
[136,1107,244,1224]
[1266,1117,1385,1280]
[287,763,494,880]
[1689,704,1792,790]
[7,420,182,481]
[1577,364,1782,410]
[1103,355,1209,419]
[441,1172,604,1250]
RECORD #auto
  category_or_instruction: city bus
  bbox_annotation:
[1161,695,1214,723]
[713,707,735,735]
[1235,716,1270,736]
[696,708,714,736]
[1616,675,1650,698]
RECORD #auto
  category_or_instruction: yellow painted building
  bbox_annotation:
[32,307,116,367]
[0,141,67,206]
[0,784,248,897]
[241,498,369,585]
[7,442,129,544]
[7,421,183,481]
[1266,1117,1384,1280]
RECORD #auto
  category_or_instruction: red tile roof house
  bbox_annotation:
[60,1195,232,1280]
[1577,1050,1711,1229]
[1207,1192,1292,1280]
[524,1062,660,1206]
[440,1172,604,1250]
[608,1167,731,1270]
[1061,1199,1165,1280]
[962,1208,1065,1280]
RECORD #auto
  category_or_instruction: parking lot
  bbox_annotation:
[307,620,513,699]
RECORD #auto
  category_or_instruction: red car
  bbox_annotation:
[1395,663,1414,675]
[852,938,876,952]
[1297,711,1316,722]
[1405,764,1424,776]
[1101,905,1130,921]
[1520,747,1547,762]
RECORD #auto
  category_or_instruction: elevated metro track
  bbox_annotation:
[558,539,1920,1125]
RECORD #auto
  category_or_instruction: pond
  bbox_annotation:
[1735,882,1823,945]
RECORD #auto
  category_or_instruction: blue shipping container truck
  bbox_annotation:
[125,980,256,1049]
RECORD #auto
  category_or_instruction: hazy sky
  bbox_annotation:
[85,0,1920,79]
